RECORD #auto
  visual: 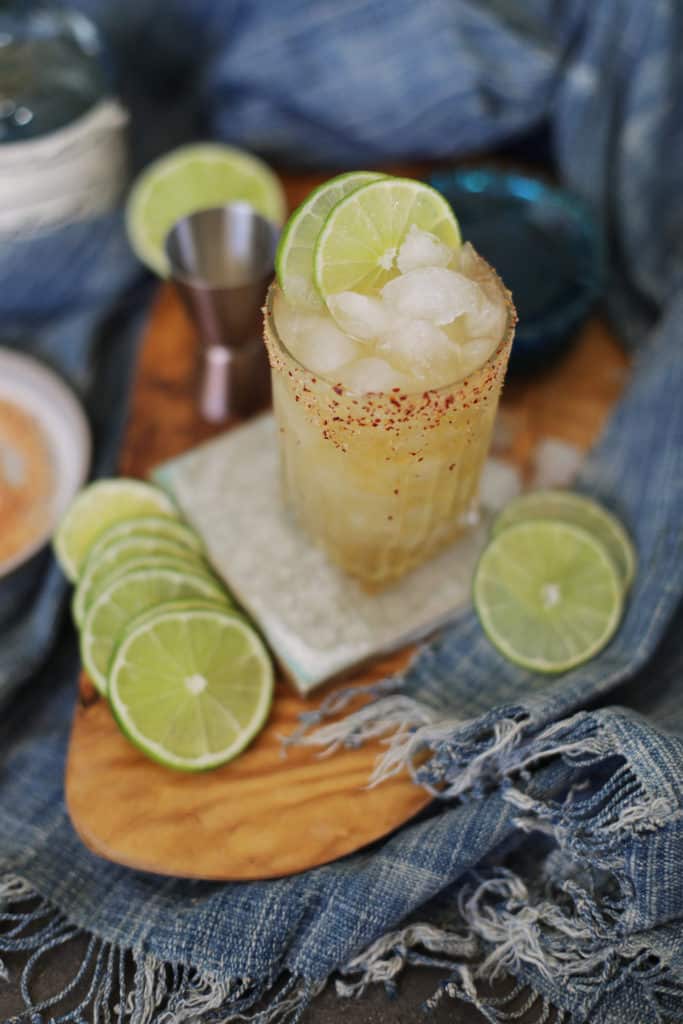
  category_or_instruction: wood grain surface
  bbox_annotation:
[65,169,630,881]
[68,650,426,880]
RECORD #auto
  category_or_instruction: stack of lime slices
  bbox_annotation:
[275,170,461,313]
[473,490,636,674]
[54,478,273,772]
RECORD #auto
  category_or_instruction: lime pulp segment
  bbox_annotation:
[54,479,178,583]
[81,565,229,695]
[125,143,287,276]
[108,604,274,771]
[275,171,385,309]
[492,490,636,589]
[313,177,461,300]
[473,520,623,674]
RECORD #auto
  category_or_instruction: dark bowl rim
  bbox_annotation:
[428,167,605,349]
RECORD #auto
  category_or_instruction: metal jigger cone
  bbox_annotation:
[165,204,279,421]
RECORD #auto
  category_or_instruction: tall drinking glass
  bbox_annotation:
[263,269,515,589]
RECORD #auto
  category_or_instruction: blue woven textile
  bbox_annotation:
[1,2,682,1022]
[0,213,147,705]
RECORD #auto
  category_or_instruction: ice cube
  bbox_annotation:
[479,458,522,511]
[334,357,414,394]
[397,225,452,273]
[273,289,362,374]
[289,321,363,376]
[459,337,498,377]
[326,292,394,341]
[378,319,462,384]
[381,267,483,325]
[455,243,508,341]
[272,287,310,341]
[443,316,468,345]
[464,295,507,341]
[273,289,334,346]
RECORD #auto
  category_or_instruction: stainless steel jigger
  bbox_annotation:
[165,204,279,421]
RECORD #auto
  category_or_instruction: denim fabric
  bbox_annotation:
[0,214,149,706]
[1,2,682,1022]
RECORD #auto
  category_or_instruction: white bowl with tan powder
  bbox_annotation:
[0,348,91,623]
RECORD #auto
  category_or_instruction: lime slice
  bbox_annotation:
[473,520,623,674]
[314,177,461,300]
[120,598,249,636]
[492,490,636,590]
[109,604,273,772]
[81,565,228,695]
[54,479,178,583]
[84,515,204,564]
[276,171,385,309]
[73,539,212,628]
[126,143,286,276]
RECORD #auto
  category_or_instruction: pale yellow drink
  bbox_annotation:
[263,242,515,588]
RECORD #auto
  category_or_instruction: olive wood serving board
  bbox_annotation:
[65,171,629,881]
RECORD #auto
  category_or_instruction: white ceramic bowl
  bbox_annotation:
[0,348,91,623]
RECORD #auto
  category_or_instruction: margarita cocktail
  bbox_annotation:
[264,174,515,587]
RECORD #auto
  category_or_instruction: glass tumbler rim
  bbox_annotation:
[263,264,517,399]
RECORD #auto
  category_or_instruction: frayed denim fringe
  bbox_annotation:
[3,707,682,1023]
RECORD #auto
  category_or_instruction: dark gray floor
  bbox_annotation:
[0,933,488,1022]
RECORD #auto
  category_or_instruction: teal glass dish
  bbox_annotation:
[429,168,604,370]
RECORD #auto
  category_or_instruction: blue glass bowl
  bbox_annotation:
[429,168,604,370]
